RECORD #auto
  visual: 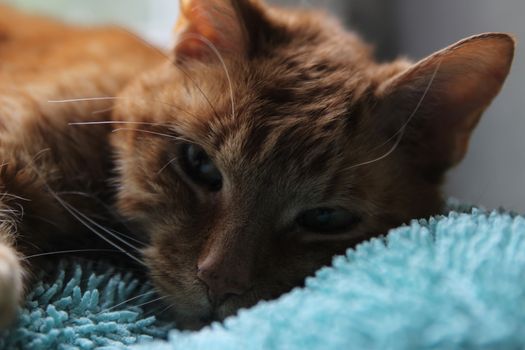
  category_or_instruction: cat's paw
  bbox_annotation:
[0,243,23,328]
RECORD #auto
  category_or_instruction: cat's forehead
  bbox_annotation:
[137,16,386,183]
[160,11,379,156]
[208,56,372,157]
[180,88,365,203]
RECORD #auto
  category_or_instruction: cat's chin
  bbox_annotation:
[167,306,230,331]
[174,315,214,331]
[162,304,215,330]
[161,294,257,330]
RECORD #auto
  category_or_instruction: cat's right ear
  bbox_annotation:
[174,0,269,62]
[375,33,515,172]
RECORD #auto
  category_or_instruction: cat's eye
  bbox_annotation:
[180,143,222,191]
[297,207,359,233]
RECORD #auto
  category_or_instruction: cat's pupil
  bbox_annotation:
[181,143,222,191]
[297,207,359,233]
[315,209,332,225]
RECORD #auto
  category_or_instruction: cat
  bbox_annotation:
[0,0,514,330]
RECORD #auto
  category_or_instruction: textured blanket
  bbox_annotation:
[2,206,525,349]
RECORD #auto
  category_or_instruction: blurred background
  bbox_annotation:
[3,0,525,212]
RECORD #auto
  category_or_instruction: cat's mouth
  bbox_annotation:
[192,293,257,328]
[172,301,237,330]
[153,284,243,329]
[198,310,221,325]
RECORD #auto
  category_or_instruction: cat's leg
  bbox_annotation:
[0,150,110,328]
[0,234,24,328]
[0,101,114,328]
[0,158,65,328]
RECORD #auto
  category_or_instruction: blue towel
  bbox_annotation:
[2,206,525,349]
[0,261,171,349]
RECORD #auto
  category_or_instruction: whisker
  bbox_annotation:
[25,214,63,229]
[63,204,142,252]
[347,128,404,170]
[109,228,147,247]
[98,290,159,314]
[348,60,442,169]
[50,93,201,123]
[48,97,123,103]
[148,275,172,278]
[131,295,170,310]
[0,192,31,202]
[31,148,52,163]
[157,156,179,175]
[173,37,221,120]
[69,121,172,127]
[112,128,192,143]
[23,159,146,266]
[56,190,147,245]
[118,35,216,124]
[0,208,23,215]
[51,193,146,266]
[146,302,176,318]
[22,249,122,260]
[179,33,235,119]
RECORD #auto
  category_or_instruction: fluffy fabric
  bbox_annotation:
[3,207,525,349]
[0,262,171,349]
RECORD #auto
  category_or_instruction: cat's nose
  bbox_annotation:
[197,256,253,303]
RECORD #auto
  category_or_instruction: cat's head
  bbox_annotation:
[111,0,514,328]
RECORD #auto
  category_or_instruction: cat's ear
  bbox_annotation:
[174,0,268,61]
[376,33,515,171]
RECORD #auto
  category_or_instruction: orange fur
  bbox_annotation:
[0,1,514,329]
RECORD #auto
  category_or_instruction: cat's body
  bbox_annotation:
[0,1,515,329]
[0,5,162,324]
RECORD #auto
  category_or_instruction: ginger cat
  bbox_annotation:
[0,1,514,329]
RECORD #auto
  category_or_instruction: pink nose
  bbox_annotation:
[197,256,253,303]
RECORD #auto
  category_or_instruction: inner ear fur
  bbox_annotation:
[376,33,515,172]
[174,0,272,61]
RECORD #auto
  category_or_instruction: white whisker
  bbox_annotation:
[112,128,192,143]
[98,290,159,314]
[24,153,146,266]
[32,148,52,163]
[149,302,176,318]
[48,97,122,103]
[157,156,179,175]
[131,295,170,309]
[0,193,31,202]
[51,193,146,266]
[22,249,122,260]
[64,203,142,252]
[347,128,405,169]
[348,60,442,169]
[56,191,146,245]
[180,33,235,119]
[50,95,199,120]
[109,228,147,246]
[69,121,170,127]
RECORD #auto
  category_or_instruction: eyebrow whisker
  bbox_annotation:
[112,128,192,143]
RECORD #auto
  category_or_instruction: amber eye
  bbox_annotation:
[297,207,359,233]
[180,143,222,191]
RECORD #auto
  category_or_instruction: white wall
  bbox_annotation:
[395,0,525,212]
[3,0,179,46]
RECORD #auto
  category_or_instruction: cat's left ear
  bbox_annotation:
[174,0,269,61]
[376,33,515,171]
